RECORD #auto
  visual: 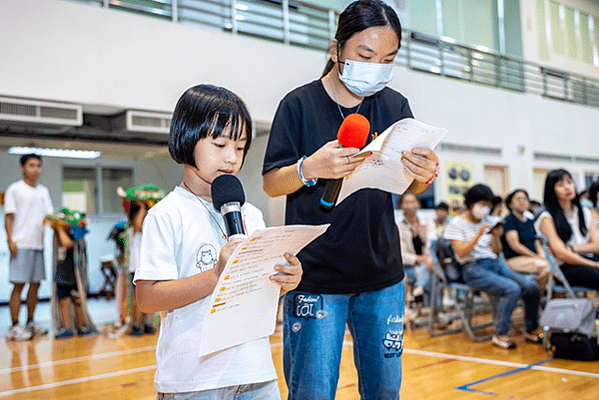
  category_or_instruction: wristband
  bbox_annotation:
[297,156,317,187]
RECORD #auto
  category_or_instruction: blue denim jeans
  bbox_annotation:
[156,380,280,400]
[283,280,405,400]
[462,257,540,335]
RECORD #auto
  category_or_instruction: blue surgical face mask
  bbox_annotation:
[338,59,394,97]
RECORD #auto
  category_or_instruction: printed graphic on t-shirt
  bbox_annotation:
[196,243,218,272]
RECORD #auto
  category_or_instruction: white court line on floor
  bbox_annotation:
[403,348,599,379]
[0,345,156,374]
[2,342,598,397]
[0,364,157,397]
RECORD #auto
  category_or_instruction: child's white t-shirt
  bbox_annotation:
[4,180,54,250]
[134,186,276,393]
[128,229,142,274]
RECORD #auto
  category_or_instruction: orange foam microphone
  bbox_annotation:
[320,113,370,209]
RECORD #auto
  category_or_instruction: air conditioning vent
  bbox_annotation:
[0,96,82,126]
[438,142,502,156]
[534,152,599,164]
[126,110,171,134]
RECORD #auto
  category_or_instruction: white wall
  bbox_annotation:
[2,0,599,302]
[520,0,599,79]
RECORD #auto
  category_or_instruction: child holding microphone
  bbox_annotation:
[135,84,302,399]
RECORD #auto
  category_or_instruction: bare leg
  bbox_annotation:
[74,303,85,330]
[26,282,41,320]
[9,283,25,324]
[59,297,73,331]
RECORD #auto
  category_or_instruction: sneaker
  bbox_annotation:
[412,286,424,305]
[437,312,453,326]
[77,327,93,336]
[54,328,74,339]
[143,322,156,335]
[442,293,455,307]
[492,334,517,349]
[26,321,48,336]
[130,323,143,336]
[7,325,33,341]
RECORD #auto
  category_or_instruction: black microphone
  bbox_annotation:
[211,175,247,240]
[320,114,370,210]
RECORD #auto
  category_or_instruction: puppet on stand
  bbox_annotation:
[116,184,166,336]
[45,208,97,338]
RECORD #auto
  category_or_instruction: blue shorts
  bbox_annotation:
[156,380,280,400]
[9,249,46,283]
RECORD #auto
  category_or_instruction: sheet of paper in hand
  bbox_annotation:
[336,118,447,206]
[198,224,329,357]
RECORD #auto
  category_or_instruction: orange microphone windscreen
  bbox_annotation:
[337,113,370,148]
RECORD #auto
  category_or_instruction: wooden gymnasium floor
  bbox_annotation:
[1,298,598,400]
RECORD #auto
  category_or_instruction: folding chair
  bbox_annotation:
[428,239,496,341]
[99,259,118,300]
[539,236,598,349]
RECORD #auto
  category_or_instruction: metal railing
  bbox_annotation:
[74,0,599,109]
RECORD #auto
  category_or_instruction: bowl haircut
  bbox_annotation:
[168,84,253,168]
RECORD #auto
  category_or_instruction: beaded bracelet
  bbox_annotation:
[297,155,317,187]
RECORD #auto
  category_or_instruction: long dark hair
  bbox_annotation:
[322,0,402,77]
[589,180,599,208]
[543,169,587,243]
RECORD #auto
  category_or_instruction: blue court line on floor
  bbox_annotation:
[456,358,554,397]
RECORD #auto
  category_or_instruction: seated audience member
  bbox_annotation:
[397,193,433,302]
[535,170,599,293]
[578,189,592,209]
[589,180,599,231]
[430,201,450,240]
[491,195,504,217]
[502,189,550,293]
[444,184,542,349]
[529,200,542,219]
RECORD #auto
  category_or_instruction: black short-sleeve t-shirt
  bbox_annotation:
[263,79,414,294]
[55,235,76,287]
[502,213,537,259]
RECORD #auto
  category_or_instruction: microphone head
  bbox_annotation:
[211,175,246,211]
[337,113,370,148]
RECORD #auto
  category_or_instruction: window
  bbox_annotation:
[62,167,97,214]
[483,164,508,198]
[62,166,133,214]
[102,168,133,213]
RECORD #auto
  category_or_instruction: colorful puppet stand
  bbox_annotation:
[108,184,165,337]
[45,208,97,337]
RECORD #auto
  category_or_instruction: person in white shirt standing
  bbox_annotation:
[4,154,54,340]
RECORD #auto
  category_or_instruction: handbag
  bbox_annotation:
[540,298,598,361]
[549,333,599,361]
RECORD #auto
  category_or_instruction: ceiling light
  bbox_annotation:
[8,146,101,159]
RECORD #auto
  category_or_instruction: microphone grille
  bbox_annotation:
[337,113,370,148]
[211,175,246,211]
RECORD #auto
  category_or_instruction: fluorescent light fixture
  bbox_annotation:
[235,4,248,11]
[235,14,245,20]
[8,146,101,159]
